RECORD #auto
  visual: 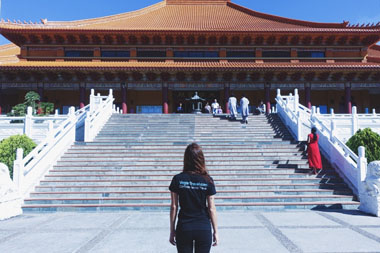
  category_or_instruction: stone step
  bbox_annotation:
[53,164,311,170]
[62,152,304,157]
[24,194,355,205]
[33,182,349,192]
[44,172,339,181]
[22,201,359,212]
[38,178,343,186]
[58,156,305,162]
[29,188,353,198]
[49,168,333,175]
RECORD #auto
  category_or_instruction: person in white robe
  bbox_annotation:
[240,95,250,124]
[228,94,238,120]
[211,99,219,115]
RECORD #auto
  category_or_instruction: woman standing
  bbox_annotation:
[169,143,218,253]
[307,127,322,175]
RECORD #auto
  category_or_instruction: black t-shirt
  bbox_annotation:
[169,172,216,231]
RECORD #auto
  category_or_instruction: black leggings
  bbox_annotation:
[176,230,212,253]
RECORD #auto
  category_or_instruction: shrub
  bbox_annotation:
[346,128,380,163]
[7,103,26,116]
[39,102,55,115]
[0,135,37,178]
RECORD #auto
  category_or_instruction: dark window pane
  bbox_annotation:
[137,50,166,58]
[226,51,255,58]
[101,51,130,57]
[262,51,291,58]
[173,51,218,58]
[65,51,93,57]
[298,51,325,58]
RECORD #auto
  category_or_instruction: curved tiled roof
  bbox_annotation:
[1,0,379,32]
[0,44,20,64]
[368,44,380,63]
[1,60,380,71]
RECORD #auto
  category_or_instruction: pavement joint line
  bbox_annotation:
[316,212,380,244]
[277,226,342,229]
[255,213,303,253]
[74,215,130,253]
[0,214,63,244]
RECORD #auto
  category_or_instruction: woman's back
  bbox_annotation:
[170,172,216,231]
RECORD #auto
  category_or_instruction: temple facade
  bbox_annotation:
[0,0,380,114]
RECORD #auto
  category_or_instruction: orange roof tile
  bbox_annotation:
[1,0,379,32]
[1,60,380,71]
[0,43,20,64]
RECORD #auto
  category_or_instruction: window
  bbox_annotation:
[101,51,130,57]
[298,51,325,58]
[173,51,218,58]
[226,51,255,58]
[262,51,291,58]
[65,51,93,57]
[137,50,166,58]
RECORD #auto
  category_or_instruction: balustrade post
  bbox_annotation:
[55,109,59,116]
[311,106,316,122]
[358,146,367,192]
[24,107,33,138]
[294,89,299,113]
[330,121,336,143]
[297,111,301,141]
[330,108,334,116]
[13,148,24,191]
[108,89,114,114]
[373,109,377,116]
[352,106,358,135]
[89,89,95,113]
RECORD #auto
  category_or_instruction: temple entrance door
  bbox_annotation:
[172,90,221,113]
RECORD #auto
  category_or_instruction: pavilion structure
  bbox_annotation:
[0,0,380,114]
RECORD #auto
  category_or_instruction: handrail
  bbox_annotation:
[84,89,114,142]
[12,90,114,198]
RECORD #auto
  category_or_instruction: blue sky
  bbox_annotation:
[1,0,380,45]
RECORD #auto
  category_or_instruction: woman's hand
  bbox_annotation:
[169,231,176,246]
[212,232,219,246]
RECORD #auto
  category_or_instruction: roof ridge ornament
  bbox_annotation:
[41,18,48,25]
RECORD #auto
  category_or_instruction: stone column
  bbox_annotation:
[345,83,352,114]
[121,83,128,114]
[162,83,169,114]
[79,83,86,109]
[224,83,230,114]
[305,83,312,109]
[265,83,271,114]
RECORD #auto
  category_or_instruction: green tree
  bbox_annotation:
[346,128,380,163]
[24,91,40,114]
[39,102,55,115]
[0,135,37,178]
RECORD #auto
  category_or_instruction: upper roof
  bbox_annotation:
[1,0,380,33]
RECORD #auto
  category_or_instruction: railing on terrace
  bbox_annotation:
[276,89,379,196]
[0,108,69,143]
[12,89,114,198]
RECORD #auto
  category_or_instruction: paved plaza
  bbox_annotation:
[1,210,380,253]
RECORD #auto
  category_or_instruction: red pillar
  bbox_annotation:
[224,84,230,114]
[345,83,352,114]
[265,83,271,114]
[0,87,2,115]
[305,84,311,109]
[162,84,169,114]
[79,86,86,109]
[121,83,128,114]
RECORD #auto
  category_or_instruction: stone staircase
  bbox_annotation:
[22,114,359,212]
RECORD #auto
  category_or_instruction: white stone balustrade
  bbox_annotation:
[85,89,115,142]
[0,107,69,143]
[276,88,380,216]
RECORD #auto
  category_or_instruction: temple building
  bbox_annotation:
[0,0,380,114]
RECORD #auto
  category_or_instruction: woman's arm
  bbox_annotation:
[207,195,219,246]
[169,192,179,246]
